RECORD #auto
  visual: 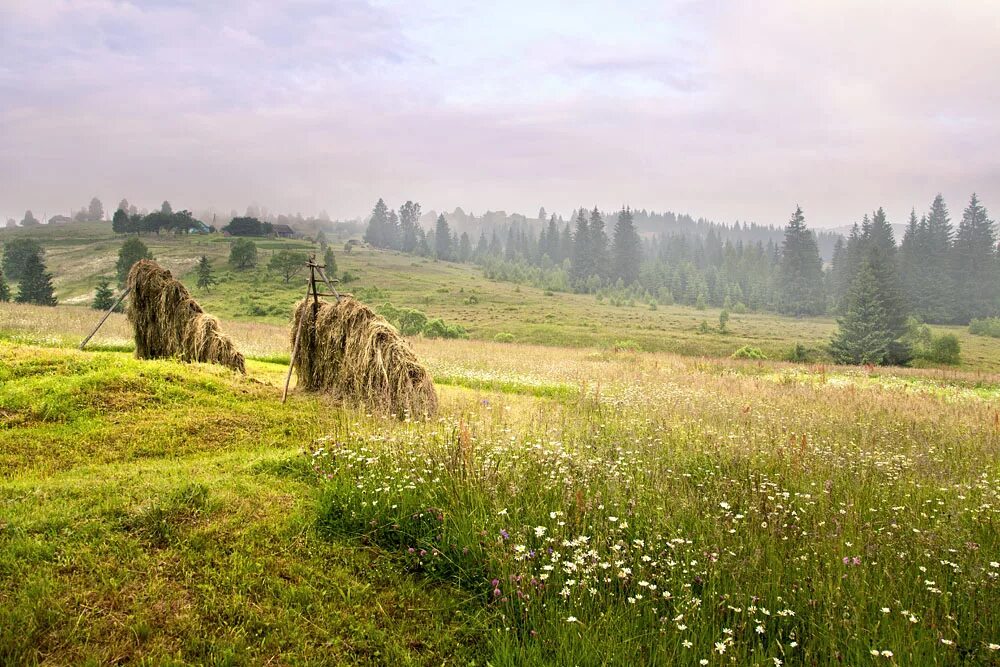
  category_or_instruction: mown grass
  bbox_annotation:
[0,343,487,665]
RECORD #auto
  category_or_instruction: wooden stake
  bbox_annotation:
[315,266,341,303]
[282,276,314,403]
[79,288,130,350]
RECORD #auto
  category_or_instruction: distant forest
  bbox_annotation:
[363,194,999,328]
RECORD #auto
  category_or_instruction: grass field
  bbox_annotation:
[2,225,1000,664]
[2,222,999,371]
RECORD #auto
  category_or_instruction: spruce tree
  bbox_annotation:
[612,207,642,286]
[952,193,997,322]
[196,255,216,291]
[830,262,893,365]
[116,237,153,285]
[364,198,390,248]
[920,194,955,322]
[0,270,9,302]
[862,208,909,357]
[777,205,825,315]
[92,279,119,311]
[434,214,453,260]
[570,210,591,289]
[589,208,609,284]
[15,253,57,306]
[323,247,337,276]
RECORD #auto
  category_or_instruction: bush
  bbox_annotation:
[785,343,820,363]
[494,332,515,343]
[424,318,468,339]
[928,334,961,365]
[969,317,1000,338]
[732,346,767,360]
[340,270,359,284]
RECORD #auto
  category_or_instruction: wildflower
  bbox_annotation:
[566,616,578,623]
[881,650,893,657]
[700,661,709,666]
[881,607,890,614]
[682,640,692,648]
[715,641,727,654]
[989,643,1000,651]
[940,639,954,646]
[534,526,547,538]
[774,659,783,666]
[755,624,765,634]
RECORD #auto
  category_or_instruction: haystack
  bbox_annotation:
[290,296,437,417]
[125,259,246,373]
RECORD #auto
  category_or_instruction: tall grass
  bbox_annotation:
[311,357,1000,665]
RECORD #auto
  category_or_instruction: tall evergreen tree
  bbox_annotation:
[612,207,642,285]
[570,209,591,289]
[861,208,910,363]
[0,269,9,302]
[196,255,216,291]
[952,193,997,322]
[364,198,391,248]
[14,253,57,306]
[116,237,153,285]
[434,214,453,260]
[92,278,119,311]
[830,262,893,365]
[919,194,955,321]
[399,201,421,253]
[777,205,825,315]
[323,247,337,276]
[589,208,609,283]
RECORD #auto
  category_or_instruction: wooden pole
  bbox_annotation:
[79,288,130,350]
[315,266,341,303]
[282,275,314,403]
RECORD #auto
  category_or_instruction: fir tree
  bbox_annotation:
[612,207,642,286]
[363,198,391,248]
[15,253,57,306]
[777,205,825,315]
[589,208,609,283]
[830,262,894,365]
[919,194,954,322]
[434,214,453,260]
[196,255,216,291]
[116,237,153,285]
[323,247,337,276]
[0,270,9,302]
[92,279,119,311]
[570,210,591,289]
[952,193,997,322]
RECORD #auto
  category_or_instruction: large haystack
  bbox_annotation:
[125,259,246,373]
[290,296,437,417]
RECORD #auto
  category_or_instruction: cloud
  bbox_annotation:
[0,0,997,227]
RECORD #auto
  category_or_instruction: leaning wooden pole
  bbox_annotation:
[79,288,130,350]
[282,274,315,403]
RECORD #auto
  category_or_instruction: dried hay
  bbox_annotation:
[125,259,246,373]
[290,296,437,417]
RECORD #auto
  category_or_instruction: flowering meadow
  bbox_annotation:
[311,346,1000,665]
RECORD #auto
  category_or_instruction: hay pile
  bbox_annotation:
[290,296,437,417]
[125,259,246,373]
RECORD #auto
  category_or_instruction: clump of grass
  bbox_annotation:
[290,296,437,417]
[126,260,245,373]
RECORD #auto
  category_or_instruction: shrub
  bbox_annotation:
[494,332,515,343]
[732,346,767,360]
[928,334,961,365]
[969,317,1000,338]
[698,320,711,334]
[424,318,468,339]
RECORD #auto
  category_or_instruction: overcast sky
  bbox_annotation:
[2,1,998,228]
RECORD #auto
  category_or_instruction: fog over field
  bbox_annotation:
[2,1,999,226]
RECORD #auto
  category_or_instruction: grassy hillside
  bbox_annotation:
[2,338,999,664]
[3,223,999,370]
